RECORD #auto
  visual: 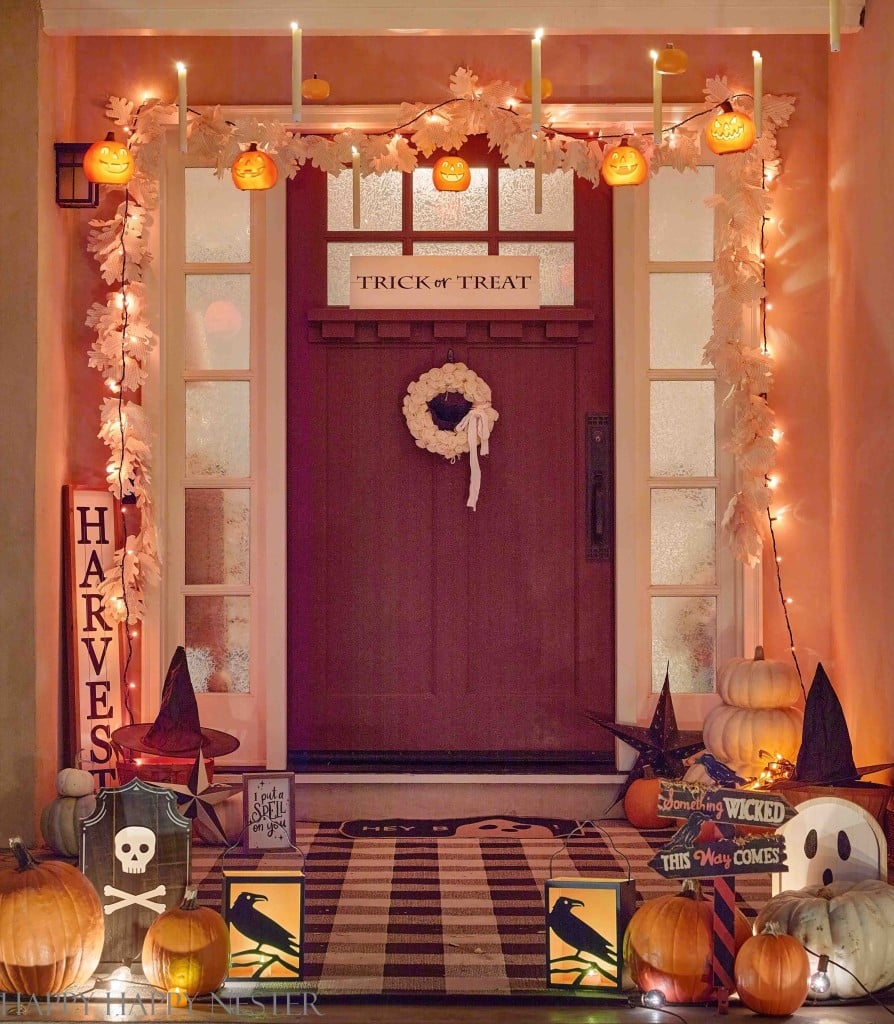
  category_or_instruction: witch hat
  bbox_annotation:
[112,646,239,758]
[786,662,892,786]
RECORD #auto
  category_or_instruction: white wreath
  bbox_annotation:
[402,362,499,509]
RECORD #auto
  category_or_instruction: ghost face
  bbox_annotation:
[772,796,887,896]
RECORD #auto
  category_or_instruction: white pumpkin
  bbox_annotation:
[755,880,894,998]
[717,646,802,709]
[703,703,802,777]
[56,767,95,797]
[40,793,96,857]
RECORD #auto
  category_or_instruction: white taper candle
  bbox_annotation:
[651,50,662,151]
[291,22,303,122]
[752,51,763,138]
[531,29,543,138]
[176,62,187,154]
[352,147,360,230]
[830,0,841,52]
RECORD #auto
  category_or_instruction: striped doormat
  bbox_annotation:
[192,820,770,995]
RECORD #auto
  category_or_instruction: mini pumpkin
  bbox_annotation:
[231,143,278,191]
[301,74,331,101]
[705,103,757,155]
[601,141,648,187]
[623,771,679,830]
[522,77,553,100]
[717,646,801,709]
[142,887,229,1004]
[83,132,135,186]
[433,156,472,192]
[0,838,104,995]
[56,766,95,798]
[654,43,688,76]
[624,878,751,1003]
[40,793,96,858]
[734,923,809,1016]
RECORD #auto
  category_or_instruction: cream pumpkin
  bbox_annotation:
[703,703,802,777]
[717,646,801,709]
[754,880,894,998]
[40,794,96,858]
[56,767,95,798]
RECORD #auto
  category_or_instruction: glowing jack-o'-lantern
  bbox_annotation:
[302,74,331,101]
[433,155,472,192]
[83,132,134,185]
[705,102,757,155]
[231,143,278,191]
[601,140,648,186]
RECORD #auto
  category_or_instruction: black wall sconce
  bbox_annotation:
[54,143,99,208]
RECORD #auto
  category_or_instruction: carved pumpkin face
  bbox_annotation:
[231,144,278,191]
[433,156,472,192]
[705,106,757,154]
[601,143,648,186]
[83,133,134,185]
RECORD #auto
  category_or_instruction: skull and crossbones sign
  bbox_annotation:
[103,825,167,916]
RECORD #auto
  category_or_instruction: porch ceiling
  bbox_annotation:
[40,0,865,36]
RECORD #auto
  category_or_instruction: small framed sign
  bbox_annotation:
[243,772,296,851]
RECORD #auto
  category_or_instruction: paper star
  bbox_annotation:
[587,669,705,803]
[157,751,241,844]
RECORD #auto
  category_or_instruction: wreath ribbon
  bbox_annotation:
[456,402,493,511]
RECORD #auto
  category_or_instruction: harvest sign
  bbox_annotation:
[648,781,796,880]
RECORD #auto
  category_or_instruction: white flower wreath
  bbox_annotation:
[402,362,498,458]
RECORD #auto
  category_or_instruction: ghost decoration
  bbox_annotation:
[772,796,887,896]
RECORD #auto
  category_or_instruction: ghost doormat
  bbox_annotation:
[338,817,577,839]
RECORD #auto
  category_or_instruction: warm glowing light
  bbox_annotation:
[767,476,779,489]
[772,428,784,443]
[786,597,794,604]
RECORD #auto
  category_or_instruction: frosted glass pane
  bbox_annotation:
[186,596,250,694]
[327,242,402,305]
[498,168,574,230]
[650,273,713,369]
[499,242,573,305]
[651,488,716,585]
[185,275,250,371]
[185,381,250,477]
[413,242,489,256]
[185,168,250,263]
[649,166,715,262]
[413,167,488,231]
[652,596,716,693]
[185,489,250,585]
[650,380,715,476]
[327,171,402,231]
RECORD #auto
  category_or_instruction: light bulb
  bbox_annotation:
[808,955,831,994]
[643,990,666,1008]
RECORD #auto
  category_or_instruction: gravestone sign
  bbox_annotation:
[81,778,191,962]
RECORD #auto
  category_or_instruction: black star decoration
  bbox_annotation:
[157,750,241,845]
[587,668,705,803]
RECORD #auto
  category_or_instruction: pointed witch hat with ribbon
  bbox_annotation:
[112,646,239,758]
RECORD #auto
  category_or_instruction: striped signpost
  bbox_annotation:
[648,781,796,1013]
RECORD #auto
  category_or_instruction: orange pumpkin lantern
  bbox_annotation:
[302,74,331,101]
[433,156,472,192]
[601,140,648,186]
[654,43,688,76]
[83,132,134,186]
[705,102,757,155]
[522,77,553,100]
[231,144,278,191]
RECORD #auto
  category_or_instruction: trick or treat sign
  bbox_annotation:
[648,781,796,879]
[64,486,125,788]
[81,779,191,962]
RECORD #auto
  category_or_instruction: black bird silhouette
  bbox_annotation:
[665,810,714,848]
[548,897,618,981]
[691,752,748,787]
[230,892,300,961]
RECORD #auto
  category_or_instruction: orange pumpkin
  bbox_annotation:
[83,132,134,186]
[301,74,331,101]
[705,103,757,155]
[433,155,472,192]
[623,773,679,830]
[522,77,553,100]
[231,144,278,191]
[601,141,648,186]
[0,838,105,995]
[734,924,809,1016]
[142,887,229,1004]
[624,878,751,1003]
[654,43,688,76]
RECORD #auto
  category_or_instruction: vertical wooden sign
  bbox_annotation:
[64,486,125,787]
[81,779,191,963]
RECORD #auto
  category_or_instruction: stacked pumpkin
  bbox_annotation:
[40,767,96,858]
[701,647,802,782]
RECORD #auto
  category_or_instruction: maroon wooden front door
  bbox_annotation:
[286,147,615,768]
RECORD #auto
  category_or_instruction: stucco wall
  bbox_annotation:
[829,4,894,772]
